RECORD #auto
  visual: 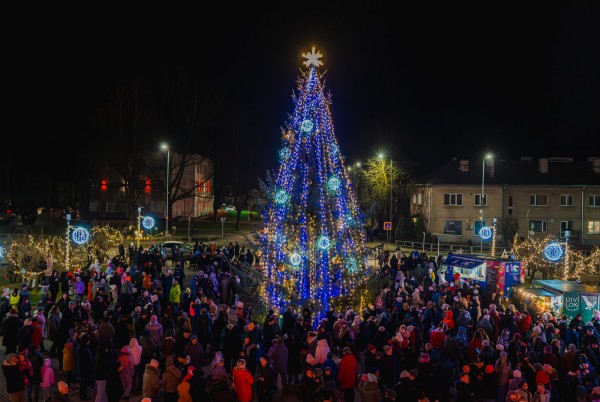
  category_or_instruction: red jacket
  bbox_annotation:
[338,354,358,389]
[31,323,43,348]
[233,367,254,402]
[518,315,531,336]
[430,329,446,349]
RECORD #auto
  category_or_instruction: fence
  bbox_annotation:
[395,239,496,256]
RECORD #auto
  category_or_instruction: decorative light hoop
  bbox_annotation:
[479,226,493,240]
[347,258,358,273]
[544,242,564,262]
[318,235,331,250]
[275,190,288,204]
[301,119,314,133]
[327,176,341,192]
[279,147,291,161]
[71,227,90,245]
[142,216,155,230]
[290,252,302,266]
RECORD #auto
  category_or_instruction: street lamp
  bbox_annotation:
[161,143,170,237]
[377,153,393,244]
[480,153,493,253]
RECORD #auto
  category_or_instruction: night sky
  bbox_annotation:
[3,5,600,207]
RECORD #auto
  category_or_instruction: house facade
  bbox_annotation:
[410,157,600,246]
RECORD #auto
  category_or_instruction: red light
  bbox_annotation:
[144,178,151,195]
[100,180,108,192]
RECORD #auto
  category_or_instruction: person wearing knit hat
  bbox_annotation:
[384,389,397,401]
[367,373,378,383]
[400,370,410,378]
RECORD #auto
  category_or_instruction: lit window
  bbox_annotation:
[588,221,600,235]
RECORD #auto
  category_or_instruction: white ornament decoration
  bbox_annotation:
[142,216,155,230]
[290,252,302,266]
[71,227,90,245]
[479,226,493,240]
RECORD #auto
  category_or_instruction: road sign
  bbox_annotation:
[384,222,392,231]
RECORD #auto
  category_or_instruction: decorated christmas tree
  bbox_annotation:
[260,48,368,322]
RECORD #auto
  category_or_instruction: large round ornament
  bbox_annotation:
[544,242,564,262]
[290,252,302,266]
[142,216,155,230]
[71,227,90,245]
[479,226,493,240]
[317,235,331,250]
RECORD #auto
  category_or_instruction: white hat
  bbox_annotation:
[237,301,244,308]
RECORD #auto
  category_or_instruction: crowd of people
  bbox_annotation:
[0,243,599,402]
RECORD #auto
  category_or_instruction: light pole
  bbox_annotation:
[481,153,493,253]
[378,153,393,244]
[137,206,142,249]
[161,144,170,237]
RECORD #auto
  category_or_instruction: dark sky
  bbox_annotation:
[3,4,600,206]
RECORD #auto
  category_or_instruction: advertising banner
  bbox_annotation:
[563,292,581,320]
[580,293,600,324]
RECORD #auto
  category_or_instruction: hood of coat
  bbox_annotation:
[145,364,160,375]
[44,358,52,368]
[129,338,140,349]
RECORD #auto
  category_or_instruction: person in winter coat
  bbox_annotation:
[94,343,112,402]
[2,308,23,354]
[3,353,26,402]
[233,359,255,402]
[27,344,44,402]
[269,337,289,389]
[255,356,276,402]
[63,341,75,387]
[184,335,204,371]
[169,279,181,306]
[161,356,182,402]
[46,306,61,357]
[358,373,383,402]
[128,337,143,391]
[142,359,161,399]
[78,334,95,401]
[177,380,192,402]
[145,315,164,348]
[118,345,134,399]
[314,337,330,366]
[533,383,551,402]
[41,358,55,402]
[337,347,358,402]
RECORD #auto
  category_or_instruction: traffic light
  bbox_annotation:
[100,180,108,192]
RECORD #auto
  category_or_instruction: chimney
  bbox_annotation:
[459,160,469,172]
[487,158,495,178]
[539,158,548,174]
[590,157,600,174]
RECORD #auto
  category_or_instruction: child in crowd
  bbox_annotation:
[41,358,55,402]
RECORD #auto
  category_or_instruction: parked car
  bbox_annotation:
[160,241,194,260]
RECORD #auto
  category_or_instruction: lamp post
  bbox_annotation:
[481,153,493,253]
[378,153,393,244]
[137,206,142,249]
[161,144,170,237]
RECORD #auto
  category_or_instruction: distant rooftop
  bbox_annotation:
[416,157,600,186]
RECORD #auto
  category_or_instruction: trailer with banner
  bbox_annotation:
[439,254,524,299]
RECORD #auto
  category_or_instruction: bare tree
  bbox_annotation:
[97,82,154,224]
[159,71,219,220]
